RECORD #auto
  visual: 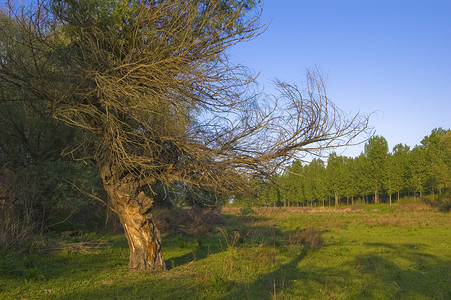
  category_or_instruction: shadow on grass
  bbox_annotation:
[164,212,273,269]
[218,248,309,300]
[25,236,450,300]
[350,244,451,299]
[163,235,221,269]
[4,212,450,300]
[213,239,451,299]
[0,234,130,283]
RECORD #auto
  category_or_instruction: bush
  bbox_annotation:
[0,160,107,250]
[0,168,37,249]
[288,227,324,250]
[154,206,225,237]
[423,193,451,212]
[239,206,256,216]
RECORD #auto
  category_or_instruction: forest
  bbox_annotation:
[243,128,451,210]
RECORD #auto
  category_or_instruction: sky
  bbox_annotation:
[230,0,451,157]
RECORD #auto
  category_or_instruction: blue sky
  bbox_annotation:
[230,0,451,157]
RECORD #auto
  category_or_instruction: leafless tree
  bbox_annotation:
[0,0,369,270]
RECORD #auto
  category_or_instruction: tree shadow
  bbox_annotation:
[218,240,451,299]
[163,235,222,269]
[31,226,450,300]
[164,212,274,269]
[7,211,450,299]
[350,245,451,299]
[218,248,309,300]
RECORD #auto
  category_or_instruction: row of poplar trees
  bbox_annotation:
[249,128,451,207]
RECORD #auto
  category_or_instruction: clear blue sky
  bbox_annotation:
[230,0,451,157]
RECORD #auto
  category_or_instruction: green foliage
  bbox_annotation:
[264,129,450,207]
[406,146,428,195]
[386,144,410,201]
[280,160,305,206]
[364,135,389,202]
[0,159,105,250]
[429,130,451,194]
[309,159,327,204]
[327,153,346,206]
[0,9,106,243]
[423,194,451,212]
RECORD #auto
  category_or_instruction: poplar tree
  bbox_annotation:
[364,136,388,203]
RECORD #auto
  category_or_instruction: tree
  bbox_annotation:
[341,156,355,205]
[0,9,105,238]
[364,136,388,203]
[421,128,451,194]
[326,153,345,207]
[260,173,282,207]
[280,160,305,207]
[303,163,315,207]
[308,158,327,207]
[386,144,410,204]
[436,131,451,193]
[406,146,428,197]
[1,1,369,270]
[352,154,369,203]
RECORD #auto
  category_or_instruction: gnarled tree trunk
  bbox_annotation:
[99,161,166,271]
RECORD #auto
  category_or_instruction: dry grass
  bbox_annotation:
[362,211,451,227]
[224,204,451,229]
[45,240,107,254]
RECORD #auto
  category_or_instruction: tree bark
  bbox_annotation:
[99,160,166,271]
[113,195,165,271]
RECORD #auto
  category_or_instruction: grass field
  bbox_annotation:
[1,204,450,299]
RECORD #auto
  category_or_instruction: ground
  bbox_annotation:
[1,203,450,299]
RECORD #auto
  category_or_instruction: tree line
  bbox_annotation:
[243,128,451,209]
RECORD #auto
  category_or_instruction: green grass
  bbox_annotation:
[1,204,450,299]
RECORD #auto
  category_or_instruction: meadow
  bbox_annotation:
[1,204,450,299]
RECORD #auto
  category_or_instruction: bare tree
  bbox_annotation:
[0,0,369,270]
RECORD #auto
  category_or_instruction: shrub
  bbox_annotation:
[0,161,106,250]
[0,169,37,250]
[154,206,225,237]
[239,206,256,216]
[422,193,451,212]
[288,227,324,250]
